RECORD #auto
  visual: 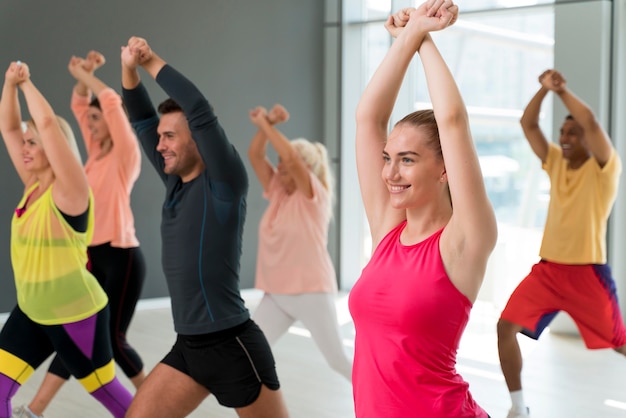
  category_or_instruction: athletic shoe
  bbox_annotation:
[12,405,43,418]
[507,407,530,418]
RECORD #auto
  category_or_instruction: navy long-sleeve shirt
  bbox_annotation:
[123,65,249,335]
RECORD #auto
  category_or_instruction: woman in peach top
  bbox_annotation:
[248,104,352,382]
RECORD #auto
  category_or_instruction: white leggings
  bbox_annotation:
[252,292,353,382]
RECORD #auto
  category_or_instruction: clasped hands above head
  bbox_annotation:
[385,0,459,38]
[5,60,30,85]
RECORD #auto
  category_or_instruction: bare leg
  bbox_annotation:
[129,369,146,390]
[28,373,66,416]
[126,363,209,418]
[235,385,289,418]
[497,318,525,391]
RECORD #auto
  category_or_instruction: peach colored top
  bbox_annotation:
[255,172,337,294]
[72,89,141,248]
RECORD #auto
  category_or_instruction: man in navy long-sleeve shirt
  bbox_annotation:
[121,36,289,418]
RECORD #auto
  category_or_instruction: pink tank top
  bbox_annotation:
[348,221,487,418]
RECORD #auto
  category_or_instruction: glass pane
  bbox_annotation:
[463,0,555,12]
[365,0,391,20]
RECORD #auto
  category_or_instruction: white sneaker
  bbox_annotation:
[12,405,43,418]
[507,407,530,418]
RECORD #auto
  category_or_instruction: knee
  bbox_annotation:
[613,345,626,356]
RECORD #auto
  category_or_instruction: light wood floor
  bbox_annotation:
[7,290,626,417]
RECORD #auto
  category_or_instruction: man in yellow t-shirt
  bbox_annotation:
[497,69,625,418]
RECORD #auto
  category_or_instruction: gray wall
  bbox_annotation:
[0,0,326,311]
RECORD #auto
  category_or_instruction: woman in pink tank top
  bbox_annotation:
[349,1,497,417]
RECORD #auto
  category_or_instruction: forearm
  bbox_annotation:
[71,90,93,152]
[20,80,57,128]
[100,89,139,152]
[73,80,90,98]
[0,82,21,132]
[257,118,297,162]
[75,71,108,96]
[122,63,141,90]
[141,52,167,81]
[122,82,157,123]
[557,88,597,128]
[418,35,467,125]
[520,87,548,128]
[248,129,269,160]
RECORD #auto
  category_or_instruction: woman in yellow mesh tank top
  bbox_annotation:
[0,61,132,418]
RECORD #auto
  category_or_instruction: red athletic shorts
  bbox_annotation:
[500,260,626,349]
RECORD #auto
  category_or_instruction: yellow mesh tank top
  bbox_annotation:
[11,183,108,325]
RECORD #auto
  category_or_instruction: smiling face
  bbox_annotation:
[156,111,204,181]
[559,116,590,166]
[382,123,447,210]
[87,106,111,146]
[21,123,49,172]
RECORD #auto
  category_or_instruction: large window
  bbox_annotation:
[341,1,555,323]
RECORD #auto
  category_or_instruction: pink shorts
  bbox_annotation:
[500,260,626,349]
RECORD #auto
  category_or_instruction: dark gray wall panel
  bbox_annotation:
[0,0,325,311]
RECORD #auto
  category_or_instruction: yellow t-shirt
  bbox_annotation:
[11,183,108,325]
[539,143,621,264]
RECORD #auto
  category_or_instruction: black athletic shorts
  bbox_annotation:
[161,319,280,408]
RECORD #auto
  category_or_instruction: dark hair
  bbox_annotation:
[565,114,574,121]
[157,98,183,115]
[90,96,129,116]
[395,109,442,160]
[89,97,101,110]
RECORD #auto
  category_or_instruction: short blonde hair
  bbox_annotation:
[291,138,334,217]
[25,115,82,163]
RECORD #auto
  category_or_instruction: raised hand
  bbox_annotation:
[539,69,566,94]
[120,44,140,71]
[268,104,290,124]
[385,0,458,40]
[128,36,153,65]
[85,50,106,72]
[410,0,458,34]
[249,106,269,126]
[68,56,89,80]
[5,61,30,86]
[384,7,415,38]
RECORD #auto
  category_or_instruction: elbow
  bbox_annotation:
[355,109,390,134]
[37,115,60,131]
[436,107,468,129]
[247,147,261,162]
[579,112,601,131]
[355,105,368,126]
[355,102,383,126]
[520,117,538,131]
